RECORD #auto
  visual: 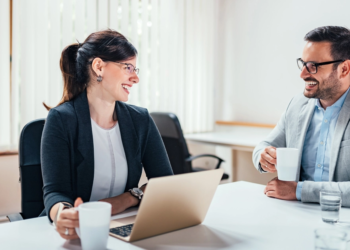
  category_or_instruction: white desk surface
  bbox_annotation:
[185,126,273,149]
[1,181,349,250]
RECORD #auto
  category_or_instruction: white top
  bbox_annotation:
[89,118,128,201]
[1,181,345,249]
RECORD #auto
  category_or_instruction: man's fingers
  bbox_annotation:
[266,191,277,198]
[266,146,277,158]
[260,160,277,172]
[262,151,277,165]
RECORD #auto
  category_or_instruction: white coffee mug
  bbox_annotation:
[276,148,299,181]
[75,201,111,250]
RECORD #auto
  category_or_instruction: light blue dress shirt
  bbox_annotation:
[296,88,350,200]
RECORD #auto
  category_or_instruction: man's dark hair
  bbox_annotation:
[305,26,350,69]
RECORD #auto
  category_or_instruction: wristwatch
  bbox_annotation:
[53,202,73,227]
[129,187,144,200]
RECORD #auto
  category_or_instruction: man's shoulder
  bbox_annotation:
[286,92,312,112]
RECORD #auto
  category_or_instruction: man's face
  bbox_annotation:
[300,42,341,101]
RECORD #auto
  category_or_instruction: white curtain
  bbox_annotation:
[6,0,216,150]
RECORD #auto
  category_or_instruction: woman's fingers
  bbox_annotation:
[58,218,79,228]
[74,197,83,207]
[58,231,79,240]
[60,208,79,220]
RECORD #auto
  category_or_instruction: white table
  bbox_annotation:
[185,126,273,152]
[185,127,275,183]
[1,181,348,250]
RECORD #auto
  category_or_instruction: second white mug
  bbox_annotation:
[276,148,299,181]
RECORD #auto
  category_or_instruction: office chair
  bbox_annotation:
[150,112,229,180]
[7,119,45,222]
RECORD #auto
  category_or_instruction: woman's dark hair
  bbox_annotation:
[304,26,350,69]
[43,29,137,110]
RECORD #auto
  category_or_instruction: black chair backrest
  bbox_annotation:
[19,119,45,219]
[150,112,192,174]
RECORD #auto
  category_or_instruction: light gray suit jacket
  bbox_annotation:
[253,92,350,206]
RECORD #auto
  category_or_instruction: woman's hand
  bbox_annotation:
[56,198,83,240]
[101,184,147,215]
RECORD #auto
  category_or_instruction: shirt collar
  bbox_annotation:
[315,87,350,109]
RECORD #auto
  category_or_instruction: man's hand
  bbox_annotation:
[259,146,277,172]
[264,177,297,200]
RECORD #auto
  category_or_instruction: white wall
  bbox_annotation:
[216,0,350,124]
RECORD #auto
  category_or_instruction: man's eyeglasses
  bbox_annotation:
[297,58,344,74]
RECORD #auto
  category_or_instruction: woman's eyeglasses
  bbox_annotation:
[114,62,139,75]
[88,59,139,75]
[297,58,344,74]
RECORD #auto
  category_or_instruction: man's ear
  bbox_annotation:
[339,60,350,79]
[91,58,105,76]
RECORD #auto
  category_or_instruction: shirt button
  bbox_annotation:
[324,119,328,123]
[318,164,321,167]
[320,141,324,145]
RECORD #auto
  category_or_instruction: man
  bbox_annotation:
[253,26,350,206]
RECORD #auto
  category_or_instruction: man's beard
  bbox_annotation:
[304,70,341,100]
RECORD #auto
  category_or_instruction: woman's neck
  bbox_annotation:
[87,85,117,129]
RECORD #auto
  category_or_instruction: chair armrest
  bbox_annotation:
[7,213,23,222]
[185,154,225,169]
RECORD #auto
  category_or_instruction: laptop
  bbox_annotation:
[109,168,224,242]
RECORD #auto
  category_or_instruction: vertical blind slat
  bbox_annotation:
[140,0,149,107]
[48,0,62,108]
[0,0,10,149]
[109,0,119,31]
[149,0,158,111]
[98,0,109,30]
[35,0,49,120]
[20,0,36,129]
[86,0,97,35]
[120,0,129,37]
[62,0,74,48]
[75,0,86,42]
[11,0,20,149]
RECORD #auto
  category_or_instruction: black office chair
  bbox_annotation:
[7,119,45,221]
[150,112,229,180]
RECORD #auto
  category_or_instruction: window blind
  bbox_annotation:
[7,0,216,150]
[0,0,10,151]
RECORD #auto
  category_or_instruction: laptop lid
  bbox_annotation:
[128,168,223,242]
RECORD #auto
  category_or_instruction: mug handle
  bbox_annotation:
[74,207,81,238]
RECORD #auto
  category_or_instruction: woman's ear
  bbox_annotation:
[91,57,105,76]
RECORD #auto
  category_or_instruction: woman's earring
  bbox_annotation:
[97,75,102,82]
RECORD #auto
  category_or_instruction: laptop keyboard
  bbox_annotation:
[110,224,134,237]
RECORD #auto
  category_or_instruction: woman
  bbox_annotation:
[41,30,173,240]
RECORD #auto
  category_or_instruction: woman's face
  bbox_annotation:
[92,57,139,102]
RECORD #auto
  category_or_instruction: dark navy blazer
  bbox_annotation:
[40,90,173,220]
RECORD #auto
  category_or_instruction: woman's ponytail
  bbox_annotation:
[43,43,83,110]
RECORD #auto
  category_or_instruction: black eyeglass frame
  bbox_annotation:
[297,58,345,74]
[88,59,139,75]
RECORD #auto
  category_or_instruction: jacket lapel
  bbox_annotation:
[73,91,94,202]
[115,102,141,191]
[295,99,315,181]
[329,93,350,180]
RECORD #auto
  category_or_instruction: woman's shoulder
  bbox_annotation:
[47,101,77,122]
[118,102,149,119]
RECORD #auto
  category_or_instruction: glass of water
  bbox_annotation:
[320,190,342,223]
[314,229,347,250]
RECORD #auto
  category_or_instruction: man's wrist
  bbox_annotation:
[296,182,303,201]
